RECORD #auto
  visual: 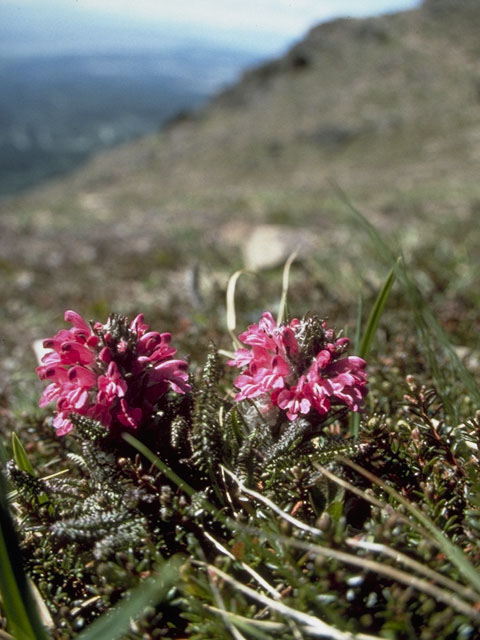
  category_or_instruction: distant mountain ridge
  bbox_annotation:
[2,0,479,219]
[209,0,479,150]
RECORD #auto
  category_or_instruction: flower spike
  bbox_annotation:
[37,311,190,435]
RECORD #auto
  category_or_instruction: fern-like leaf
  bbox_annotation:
[190,344,223,478]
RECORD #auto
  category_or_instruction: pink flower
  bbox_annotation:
[130,313,149,336]
[233,351,290,402]
[310,356,367,412]
[229,313,367,422]
[117,399,143,430]
[235,312,299,357]
[228,313,300,403]
[276,375,312,421]
[53,413,75,436]
[37,310,190,435]
[97,362,127,404]
[64,310,91,334]
[149,359,190,394]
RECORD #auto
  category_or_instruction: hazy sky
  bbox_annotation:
[3,0,422,55]
[71,0,421,35]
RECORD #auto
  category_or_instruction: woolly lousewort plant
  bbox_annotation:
[36,310,190,436]
[228,311,367,422]
[12,298,480,640]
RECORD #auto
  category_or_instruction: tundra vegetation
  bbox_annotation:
[0,1,479,638]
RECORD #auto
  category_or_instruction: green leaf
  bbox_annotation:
[0,471,50,640]
[357,265,396,361]
[11,432,35,476]
[351,266,395,437]
[327,500,344,523]
[76,555,184,640]
[11,433,49,506]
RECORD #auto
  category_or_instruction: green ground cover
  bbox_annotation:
[1,200,479,639]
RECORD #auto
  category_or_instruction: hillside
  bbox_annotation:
[0,0,479,383]
[0,46,261,197]
[3,3,480,638]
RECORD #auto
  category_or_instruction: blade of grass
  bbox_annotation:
[313,461,479,603]
[122,433,197,500]
[205,606,286,634]
[226,270,252,349]
[115,445,480,628]
[76,555,184,640]
[199,563,384,640]
[222,465,325,536]
[346,537,480,605]
[337,455,480,596]
[357,265,396,360]
[223,467,480,621]
[397,257,480,415]
[202,547,249,640]
[11,433,49,506]
[333,185,396,266]
[337,190,480,417]
[0,471,49,640]
[260,531,480,622]
[27,578,55,632]
[203,529,282,600]
[11,432,35,476]
[311,461,432,540]
[277,250,298,326]
[350,265,396,436]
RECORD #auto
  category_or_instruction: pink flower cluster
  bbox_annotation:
[228,312,367,421]
[36,310,190,436]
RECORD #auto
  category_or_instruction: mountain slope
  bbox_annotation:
[4,1,479,219]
